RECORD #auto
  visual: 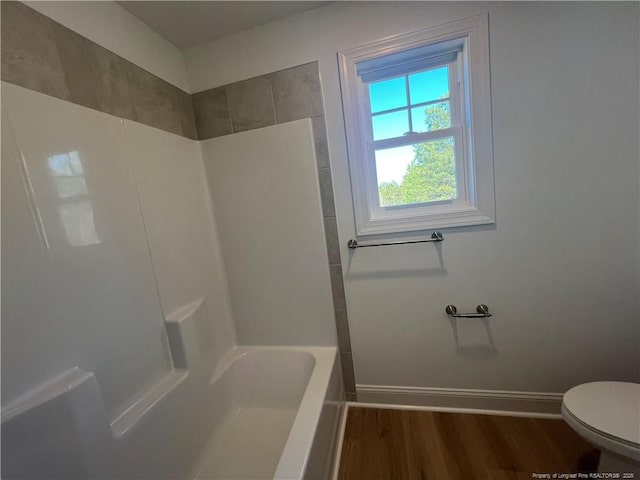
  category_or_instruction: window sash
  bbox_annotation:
[371,126,459,151]
[366,60,460,143]
[367,63,455,141]
[371,96,450,119]
[360,57,467,214]
[366,127,468,214]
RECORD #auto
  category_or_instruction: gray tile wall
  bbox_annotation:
[192,63,357,398]
[0,1,197,139]
[1,1,357,399]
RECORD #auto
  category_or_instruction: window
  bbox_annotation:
[339,14,495,236]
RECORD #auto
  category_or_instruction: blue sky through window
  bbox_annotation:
[409,67,449,104]
[368,66,450,185]
[372,110,408,140]
[369,77,407,113]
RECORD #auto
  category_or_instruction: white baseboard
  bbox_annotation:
[356,384,563,417]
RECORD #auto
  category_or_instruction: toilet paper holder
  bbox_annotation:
[445,304,492,318]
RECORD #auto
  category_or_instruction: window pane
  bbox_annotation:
[369,77,407,113]
[372,110,409,141]
[411,101,450,133]
[375,136,456,207]
[409,66,449,105]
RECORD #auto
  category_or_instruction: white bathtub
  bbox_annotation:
[190,346,343,480]
[1,340,343,479]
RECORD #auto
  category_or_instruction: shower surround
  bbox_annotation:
[1,1,348,478]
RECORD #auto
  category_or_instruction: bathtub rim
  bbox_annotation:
[209,345,319,386]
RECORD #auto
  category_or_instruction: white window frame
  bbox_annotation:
[338,14,495,236]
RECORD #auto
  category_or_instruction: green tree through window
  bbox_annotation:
[378,102,456,206]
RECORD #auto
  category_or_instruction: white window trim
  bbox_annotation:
[338,14,495,236]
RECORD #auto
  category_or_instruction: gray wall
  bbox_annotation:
[1,1,196,138]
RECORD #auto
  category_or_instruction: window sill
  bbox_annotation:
[355,205,495,236]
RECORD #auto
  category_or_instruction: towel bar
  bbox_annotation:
[348,231,443,249]
[445,304,492,318]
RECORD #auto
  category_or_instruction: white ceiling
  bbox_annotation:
[116,1,329,49]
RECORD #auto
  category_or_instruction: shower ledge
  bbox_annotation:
[110,370,187,438]
[110,297,206,437]
[1,367,95,422]
[2,297,205,448]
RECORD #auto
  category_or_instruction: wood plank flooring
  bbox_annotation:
[338,407,599,480]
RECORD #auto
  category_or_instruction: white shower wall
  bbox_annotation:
[200,120,337,347]
[1,81,235,419]
[126,120,236,366]
[1,80,342,479]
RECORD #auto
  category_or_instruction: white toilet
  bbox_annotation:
[562,382,640,475]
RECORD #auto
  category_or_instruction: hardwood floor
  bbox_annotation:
[338,407,599,480]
